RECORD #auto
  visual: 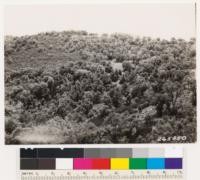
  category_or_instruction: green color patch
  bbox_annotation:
[129,158,147,169]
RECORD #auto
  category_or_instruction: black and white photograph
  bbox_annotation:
[4,3,196,144]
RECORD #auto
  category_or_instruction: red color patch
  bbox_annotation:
[92,158,110,169]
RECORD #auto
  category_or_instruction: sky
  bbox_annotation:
[4,3,196,40]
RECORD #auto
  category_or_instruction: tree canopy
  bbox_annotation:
[5,31,196,144]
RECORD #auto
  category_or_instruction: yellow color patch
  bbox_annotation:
[111,158,129,170]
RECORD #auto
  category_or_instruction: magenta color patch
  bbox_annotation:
[73,158,93,169]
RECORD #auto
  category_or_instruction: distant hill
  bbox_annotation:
[5,31,196,144]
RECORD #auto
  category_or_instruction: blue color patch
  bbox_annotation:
[147,158,165,169]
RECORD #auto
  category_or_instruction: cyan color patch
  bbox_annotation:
[147,158,165,169]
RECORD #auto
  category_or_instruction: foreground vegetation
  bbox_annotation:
[5,31,196,144]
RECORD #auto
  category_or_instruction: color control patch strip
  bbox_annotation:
[20,148,183,170]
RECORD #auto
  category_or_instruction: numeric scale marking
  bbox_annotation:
[20,170,184,180]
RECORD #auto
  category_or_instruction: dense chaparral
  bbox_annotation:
[5,31,196,144]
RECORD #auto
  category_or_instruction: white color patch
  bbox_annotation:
[165,147,183,158]
[56,158,73,170]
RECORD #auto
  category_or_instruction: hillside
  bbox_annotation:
[5,31,196,144]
